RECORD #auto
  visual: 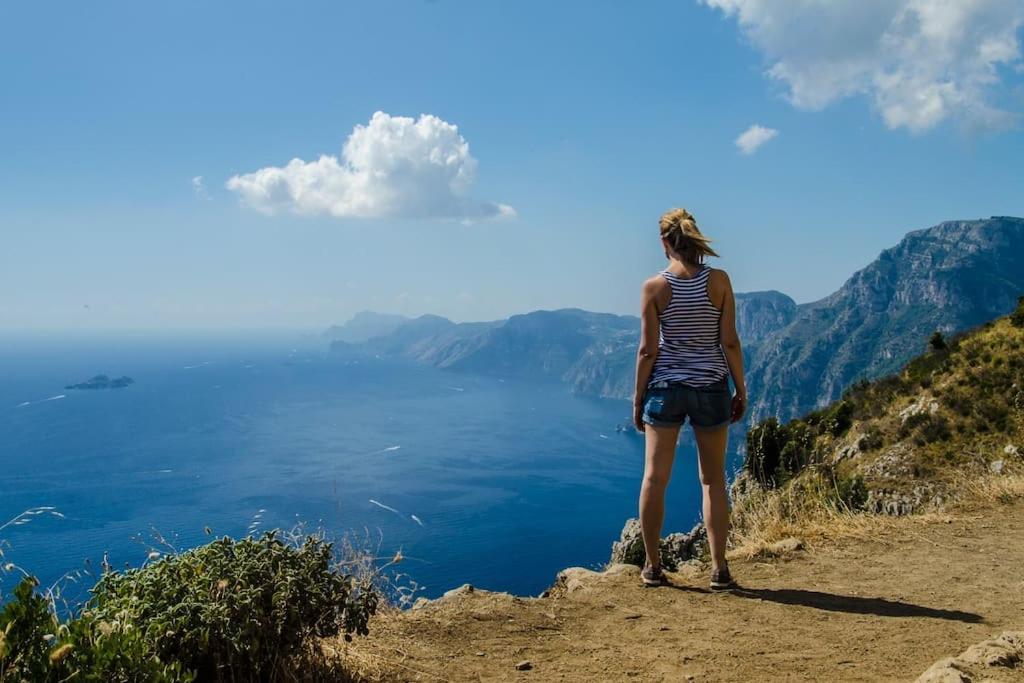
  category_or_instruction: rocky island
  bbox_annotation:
[64,374,135,390]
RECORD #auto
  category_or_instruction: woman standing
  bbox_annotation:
[633,208,746,589]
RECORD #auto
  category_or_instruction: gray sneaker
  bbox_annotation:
[641,565,665,587]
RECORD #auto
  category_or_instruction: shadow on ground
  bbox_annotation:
[731,587,983,623]
[658,580,982,623]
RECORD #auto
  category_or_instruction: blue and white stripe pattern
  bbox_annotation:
[649,265,730,387]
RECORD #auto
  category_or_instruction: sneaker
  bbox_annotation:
[641,565,665,587]
[710,567,737,590]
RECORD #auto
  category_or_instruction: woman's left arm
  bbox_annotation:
[633,278,661,431]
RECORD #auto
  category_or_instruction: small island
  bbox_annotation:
[64,374,135,390]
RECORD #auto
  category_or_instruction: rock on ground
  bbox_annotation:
[609,518,706,570]
[915,631,1024,682]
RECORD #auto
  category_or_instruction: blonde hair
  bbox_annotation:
[659,208,719,264]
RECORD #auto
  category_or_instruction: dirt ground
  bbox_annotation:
[335,500,1024,682]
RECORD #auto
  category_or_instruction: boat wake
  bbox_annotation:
[369,499,402,516]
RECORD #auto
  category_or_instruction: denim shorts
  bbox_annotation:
[641,378,731,430]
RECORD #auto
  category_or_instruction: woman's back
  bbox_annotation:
[649,265,729,387]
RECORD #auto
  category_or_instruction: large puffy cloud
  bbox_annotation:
[227,112,515,220]
[703,0,1024,132]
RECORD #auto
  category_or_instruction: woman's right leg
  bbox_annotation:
[640,423,681,568]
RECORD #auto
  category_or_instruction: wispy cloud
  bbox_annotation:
[226,111,515,221]
[192,175,211,200]
[703,0,1024,133]
[735,124,778,155]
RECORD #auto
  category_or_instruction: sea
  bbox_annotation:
[0,333,740,604]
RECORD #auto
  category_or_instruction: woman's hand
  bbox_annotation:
[633,401,646,433]
[730,393,746,424]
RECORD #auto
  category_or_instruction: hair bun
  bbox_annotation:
[658,207,719,263]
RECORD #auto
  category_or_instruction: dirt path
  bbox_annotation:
[337,501,1024,682]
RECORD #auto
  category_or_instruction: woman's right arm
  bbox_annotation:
[716,271,747,423]
[633,278,662,431]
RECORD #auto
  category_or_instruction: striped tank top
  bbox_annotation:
[648,265,730,387]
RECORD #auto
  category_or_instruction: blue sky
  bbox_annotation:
[2,0,1023,331]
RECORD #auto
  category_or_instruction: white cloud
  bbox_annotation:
[703,0,1024,132]
[226,111,515,220]
[192,175,210,200]
[735,124,778,154]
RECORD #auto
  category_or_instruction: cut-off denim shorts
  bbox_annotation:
[641,378,731,430]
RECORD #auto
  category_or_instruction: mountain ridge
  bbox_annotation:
[327,216,1024,422]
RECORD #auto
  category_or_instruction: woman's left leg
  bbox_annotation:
[694,424,730,572]
[640,423,681,568]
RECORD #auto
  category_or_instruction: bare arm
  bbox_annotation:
[716,271,747,422]
[633,278,662,430]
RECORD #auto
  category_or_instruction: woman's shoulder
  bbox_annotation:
[642,272,670,292]
[706,267,731,284]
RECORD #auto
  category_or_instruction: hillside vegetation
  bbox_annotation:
[731,296,1024,554]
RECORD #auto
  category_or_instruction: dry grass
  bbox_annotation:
[729,480,889,560]
[727,467,1024,560]
[328,607,447,683]
[954,471,1024,507]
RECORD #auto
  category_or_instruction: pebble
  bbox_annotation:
[515,660,533,671]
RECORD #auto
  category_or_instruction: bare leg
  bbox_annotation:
[640,424,681,568]
[694,425,730,572]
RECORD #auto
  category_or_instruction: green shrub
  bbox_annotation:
[942,388,973,417]
[929,331,947,351]
[0,577,53,682]
[746,418,785,488]
[857,428,884,452]
[913,415,951,445]
[779,421,814,475]
[905,349,947,386]
[972,398,1010,432]
[822,401,854,437]
[2,532,379,682]
[0,577,187,682]
[88,532,378,681]
[833,473,868,511]
[1011,295,1024,328]
[899,411,930,439]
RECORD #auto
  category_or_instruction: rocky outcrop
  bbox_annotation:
[554,563,640,595]
[609,518,706,570]
[865,484,945,516]
[916,631,1024,682]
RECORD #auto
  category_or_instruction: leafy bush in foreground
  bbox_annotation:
[0,576,189,682]
[1,532,379,682]
[90,532,378,680]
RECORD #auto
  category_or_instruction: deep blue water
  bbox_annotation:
[0,334,737,604]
